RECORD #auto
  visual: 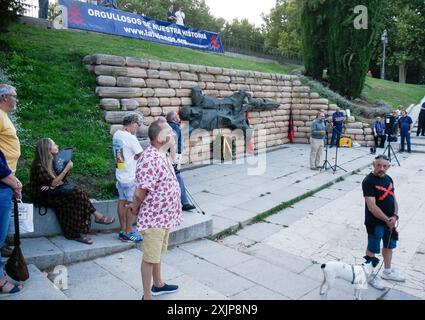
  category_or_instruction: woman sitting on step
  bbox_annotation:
[29,138,115,245]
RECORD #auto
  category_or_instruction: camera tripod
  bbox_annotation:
[327,126,347,174]
[331,142,347,174]
[320,132,332,172]
[382,135,400,166]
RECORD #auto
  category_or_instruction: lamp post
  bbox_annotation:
[380,29,388,80]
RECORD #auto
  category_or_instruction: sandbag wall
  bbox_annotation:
[83,54,374,164]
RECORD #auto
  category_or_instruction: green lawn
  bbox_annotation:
[0,23,297,199]
[363,77,425,108]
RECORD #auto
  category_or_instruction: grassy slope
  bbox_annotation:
[0,23,296,199]
[363,77,425,108]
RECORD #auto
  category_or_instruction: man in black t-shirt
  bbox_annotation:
[362,154,405,290]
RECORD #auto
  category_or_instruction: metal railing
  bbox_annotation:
[222,36,303,66]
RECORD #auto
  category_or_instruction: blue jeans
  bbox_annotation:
[330,125,342,146]
[0,188,13,278]
[176,173,189,205]
[400,131,411,152]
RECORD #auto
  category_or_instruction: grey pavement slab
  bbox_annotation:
[211,215,239,235]
[64,260,141,300]
[154,274,228,300]
[242,243,313,274]
[290,196,333,212]
[230,285,288,300]
[21,237,63,270]
[313,188,349,200]
[161,247,197,265]
[264,186,312,203]
[328,180,361,191]
[49,233,135,265]
[213,207,257,225]
[300,287,357,300]
[0,265,68,300]
[91,249,184,291]
[218,235,256,251]
[169,211,213,246]
[227,258,320,299]
[382,289,420,300]
[265,208,309,226]
[291,177,332,191]
[234,197,279,214]
[235,222,283,242]
[179,239,252,269]
[171,257,255,297]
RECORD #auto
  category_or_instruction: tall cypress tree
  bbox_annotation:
[299,0,331,80]
[299,0,385,99]
[326,0,384,98]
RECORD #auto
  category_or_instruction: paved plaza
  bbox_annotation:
[2,143,424,300]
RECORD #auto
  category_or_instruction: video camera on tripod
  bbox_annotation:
[384,114,398,142]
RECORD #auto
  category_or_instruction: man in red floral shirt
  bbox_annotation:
[128,119,183,300]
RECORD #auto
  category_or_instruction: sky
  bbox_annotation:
[204,0,276,27]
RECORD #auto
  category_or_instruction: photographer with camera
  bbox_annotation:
[398,109,413,153]
[417,102,425,137]
[371,116,386,154]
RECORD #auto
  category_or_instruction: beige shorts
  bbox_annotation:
[141,228,170,264]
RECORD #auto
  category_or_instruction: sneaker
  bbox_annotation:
[126,230,142,242]
[381,270,405,282]
[118,231,129,242]
[151,283,178,296]
[182,204,196,211]
[368,275,387,290]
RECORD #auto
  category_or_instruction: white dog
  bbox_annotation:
[319,256,380,300]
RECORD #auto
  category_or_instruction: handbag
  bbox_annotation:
[53,147,73,176]
[8,199,34,234]
[5,197,30,282]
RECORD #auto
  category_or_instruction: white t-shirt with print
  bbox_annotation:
[112,130,143,184]
[175,10,185,26]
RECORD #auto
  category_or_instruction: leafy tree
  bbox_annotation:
[116,0,225,32]
[221,19,265,52]
[299,0,385,99]
[263,0,302,58]
[0,0,24,32]
[384,0,425,83]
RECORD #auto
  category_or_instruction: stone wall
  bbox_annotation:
[83,54,374,163]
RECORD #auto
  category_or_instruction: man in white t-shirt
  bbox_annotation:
[113,113,144,242]
[175,6,185,26]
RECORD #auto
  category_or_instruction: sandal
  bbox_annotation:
[0,280,24,295]
[75,236,93,245]
[95,215,115,225]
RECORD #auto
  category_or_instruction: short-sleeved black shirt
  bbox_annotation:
[362,173,395,227]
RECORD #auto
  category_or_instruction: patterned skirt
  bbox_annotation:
[43,187,95,239]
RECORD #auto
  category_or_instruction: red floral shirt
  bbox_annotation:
[135,144,182,231]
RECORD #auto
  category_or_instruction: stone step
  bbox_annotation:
[20,233,136,270]
[61,249,227,300]
[17,210,212,270]
[23,201,212,247]
[0,264,68,300]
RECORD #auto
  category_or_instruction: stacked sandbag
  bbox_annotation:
[84,54,375,164]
